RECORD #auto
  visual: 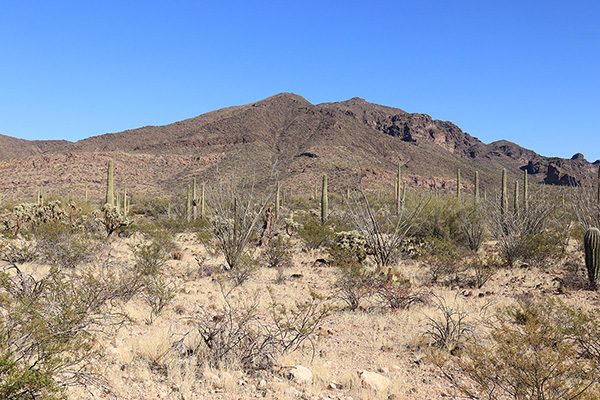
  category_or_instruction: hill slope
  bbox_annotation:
[0,93,595,202]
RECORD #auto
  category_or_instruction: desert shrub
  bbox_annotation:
[263,235,293,269]
[468,254,501,289]
[411,195,465,245]
[488,193,556,266]
[131,241,169,276]
[372,275,424,310]
[346,188,431,269]
[296,215,334,250]
[431,298,600,399]
[460,199,487,252]
[200,182,270,271]
[33,222,105,269]
[334,263,375,311]
[0,261,139,398]
[173,284,332,370]
[421,294,473,352]
[423,238,472,286]
[142,274,178,324]
[520,229,569,267]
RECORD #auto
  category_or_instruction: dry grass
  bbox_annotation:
[1,225,587,400]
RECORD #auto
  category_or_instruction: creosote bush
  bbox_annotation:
[431,297,600,400]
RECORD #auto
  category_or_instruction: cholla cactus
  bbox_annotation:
[95,204,130,237]
[333,230,369,263]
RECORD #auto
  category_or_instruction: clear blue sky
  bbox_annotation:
[1,1,599,161]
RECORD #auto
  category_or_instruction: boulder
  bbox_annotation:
[358,370,390,391]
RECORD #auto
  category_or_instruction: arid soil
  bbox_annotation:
[26,230,587,400]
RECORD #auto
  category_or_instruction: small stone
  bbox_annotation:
[358,370,390,391]
[391,365,401,372]
[378,367,390,374]
[258,379,267,389]
[285,386,301,397]
[286,365,313,383]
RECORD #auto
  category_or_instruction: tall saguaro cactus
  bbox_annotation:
[584,227,600,286]
[106,159,114,206]
[321,174,328,223]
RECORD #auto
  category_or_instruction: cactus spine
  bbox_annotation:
[456,168,461,200]
[321,174,328,223]
[584,227,600,286]
[501,168,508,215]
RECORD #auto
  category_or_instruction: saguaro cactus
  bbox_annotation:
[321,174,328,223]
[106,159,114,206]
[584,227,600,286]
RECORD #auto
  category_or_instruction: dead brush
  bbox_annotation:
[171,282,332,370]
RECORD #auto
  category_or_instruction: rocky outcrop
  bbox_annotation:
[544,163,580,186]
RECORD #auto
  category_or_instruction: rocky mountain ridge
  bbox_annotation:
[0,93,595,201]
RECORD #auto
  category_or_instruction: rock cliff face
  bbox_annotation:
[0,93,596,199]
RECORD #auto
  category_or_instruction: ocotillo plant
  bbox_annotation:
[584,227,600,287]
[106,159,114,206]
[321,174,328,223]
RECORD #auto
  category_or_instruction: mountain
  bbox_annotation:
[0,93,595,202]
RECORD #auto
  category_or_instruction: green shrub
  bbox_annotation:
[431,298,600,399]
